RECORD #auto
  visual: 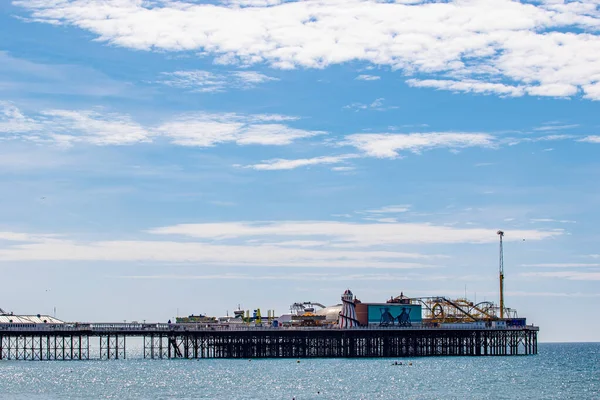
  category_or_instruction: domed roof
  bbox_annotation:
[315,305,343,321]
[343,289,353,295]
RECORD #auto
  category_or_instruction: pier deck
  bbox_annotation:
[0,324,538,360]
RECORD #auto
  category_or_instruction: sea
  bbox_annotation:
[0,343,598,399]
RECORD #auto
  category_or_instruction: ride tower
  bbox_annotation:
[338,289,359,328]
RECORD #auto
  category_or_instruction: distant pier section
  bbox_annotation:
[0,289,538,361]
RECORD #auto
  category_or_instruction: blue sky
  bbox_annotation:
[1,0,599,342]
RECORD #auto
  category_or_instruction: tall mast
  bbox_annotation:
[497,230,505,319]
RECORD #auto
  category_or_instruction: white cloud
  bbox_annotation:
[40,109,150,146]
[366,205,411,214]
[331,166,355,172]
[530,218,576,223]
[1,103,150,145]
[520,271,600,280]
[407,79,525,97]
[119,271,463,282]
[232,71,278,85]
[578,136,600,143]
[148,220,560,246]
[506,291,600,298]
[526,83,578,98]
[533,124,579,132]
[219,0,287,7]
[14,0,600,99]
[344,98,397,112]
[0,221,560,266]
[0,231,58,242]
[583,82,600,100]
[0,236,436,268]
[243,154,357,170]
[0,102,41,134]
[504,134,576,146]
[0,229,443,268]
[2,104,316,147]
[363,217,399,224]
[356,74,380,81]
[159,70,278,92]
[521,263,600,268]
[343,132,495,158]
[158,113,324,147]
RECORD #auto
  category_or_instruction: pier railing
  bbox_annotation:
[0,322,539,333]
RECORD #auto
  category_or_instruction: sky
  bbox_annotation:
[0,0,599,342]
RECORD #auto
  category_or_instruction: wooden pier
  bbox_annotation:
[0,324,538,360]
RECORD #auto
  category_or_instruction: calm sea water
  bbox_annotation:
[0,343,598,399]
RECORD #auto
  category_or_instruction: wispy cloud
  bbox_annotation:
[342,132,495,158]
[157,113,324,147]
[504,134,577,146]
[533,124,580,132]
[407,79,525,97]
[242,154,358,170]
[521,271,600,280]
[355,75,380,81]
[0,221,561,266]
[365,205,411,214]
[506,291,600,298]
[148,220,560,246]
[578,136,600,143]
[530,218,576,224]
[1,103,149,146]
[407,80,590,99]
[521,263,600,268]
[0,235,434,268]
[118,271,471,282]
[1,103,319,147]
[343,98,397,112]
[0,231,59,242]
[331,166,355,172]
[159,70,278,92]
[40,109,150,146]
[0,101,40,134]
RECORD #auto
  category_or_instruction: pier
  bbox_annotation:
[0,323,538,361]
[1,231,540,361]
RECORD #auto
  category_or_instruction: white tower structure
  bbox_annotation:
[497,230,505,319]
[338,289,359,328]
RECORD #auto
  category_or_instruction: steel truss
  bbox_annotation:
[99,335,126,360]
[0,335,89,360]
[1,328,537,361]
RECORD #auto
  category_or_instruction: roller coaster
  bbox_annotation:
[414,297,518,324]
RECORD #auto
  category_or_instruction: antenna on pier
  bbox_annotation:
[497,230,505,319]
